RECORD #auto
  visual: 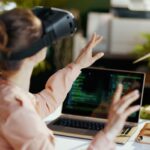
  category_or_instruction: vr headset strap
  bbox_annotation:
[0,31,54,61]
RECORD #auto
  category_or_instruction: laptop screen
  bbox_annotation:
[62,67,145,123]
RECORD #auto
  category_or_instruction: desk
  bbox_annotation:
[44,109,150,150]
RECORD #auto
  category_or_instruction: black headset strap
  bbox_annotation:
[0,31,54,61]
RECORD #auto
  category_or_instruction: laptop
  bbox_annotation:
[47,67,145,144]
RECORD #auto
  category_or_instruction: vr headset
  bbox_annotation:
[0,7,77,60]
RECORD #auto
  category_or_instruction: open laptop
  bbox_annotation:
[47,67,145,144]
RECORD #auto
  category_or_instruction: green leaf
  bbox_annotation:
[140,106,150,120]
[32,60,51,76]
[3,0,41,8]
[132,33,150,67]
[142,33,150,41]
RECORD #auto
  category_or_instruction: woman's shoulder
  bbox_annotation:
[0,79,35,110]
[0,79,37,123]
[0,79,19,102]
[0,79,23,101]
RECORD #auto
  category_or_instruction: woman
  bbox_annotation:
[0,8,140,150]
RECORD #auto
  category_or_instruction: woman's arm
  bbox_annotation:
[34,34,104,118]
[34,63,81,118]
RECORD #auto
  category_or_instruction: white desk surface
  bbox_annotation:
[44,108,150,150]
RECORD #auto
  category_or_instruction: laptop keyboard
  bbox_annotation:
[53,118,132,135]
[54,118,105,130]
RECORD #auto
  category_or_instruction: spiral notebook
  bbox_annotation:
[136,123,150,144]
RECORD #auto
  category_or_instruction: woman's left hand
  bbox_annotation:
[74,33,104,69]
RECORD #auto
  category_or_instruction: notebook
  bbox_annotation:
[47,67,145,144]
[136,123,150,144]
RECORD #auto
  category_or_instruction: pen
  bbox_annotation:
[133,53,150,64]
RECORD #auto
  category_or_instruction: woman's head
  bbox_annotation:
[0,8,45,74]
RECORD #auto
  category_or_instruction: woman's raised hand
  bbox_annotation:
[74,33,104,69]
[89,84,140,150]
[103,84,140,140]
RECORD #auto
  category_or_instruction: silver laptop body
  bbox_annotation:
[48,67,145,144]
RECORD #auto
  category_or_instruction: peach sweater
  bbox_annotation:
[0,63,115,150]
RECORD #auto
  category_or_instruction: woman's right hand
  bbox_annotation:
[103,84,140,140]
[89,84,140,149]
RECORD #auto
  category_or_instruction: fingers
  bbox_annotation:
[123,105,141,119]
[118,90,140,111]
[91,35,103,49]
[113,90,139,115]
[94,35,103,46]
[83,34,95,50]
[84,33,103,51]
[112,84,123,104]
[92,52,104,63]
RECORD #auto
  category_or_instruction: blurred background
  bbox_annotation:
[1,0,150,119]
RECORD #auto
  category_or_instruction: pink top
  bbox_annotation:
[0,63,115,150]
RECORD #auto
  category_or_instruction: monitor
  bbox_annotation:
[62,67,145,123]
